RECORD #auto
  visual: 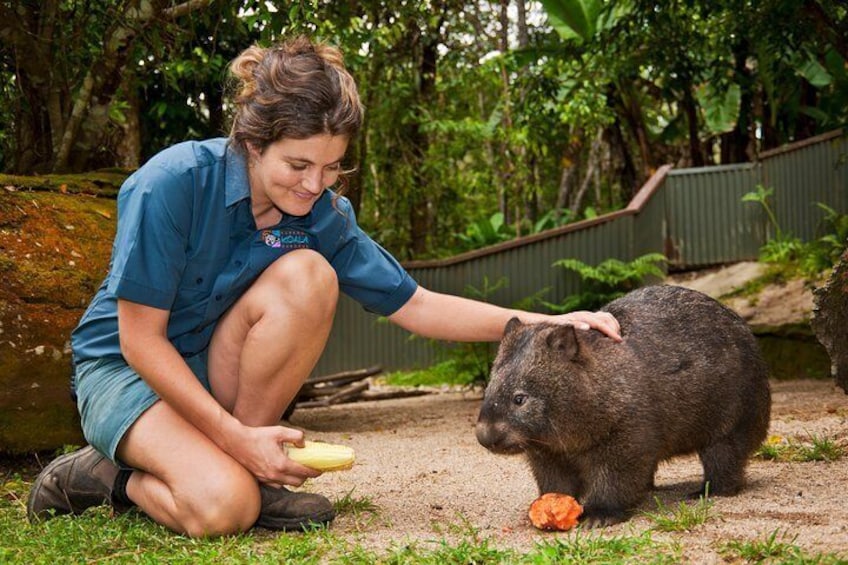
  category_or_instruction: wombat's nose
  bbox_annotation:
[475,421,495,447]
[475,420,507,450]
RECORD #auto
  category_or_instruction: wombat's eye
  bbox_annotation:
[513,393,527,406]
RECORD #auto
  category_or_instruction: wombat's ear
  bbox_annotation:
[545,324,580,360]
[504,316,523,336]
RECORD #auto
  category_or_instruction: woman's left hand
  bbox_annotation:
[553,310,622,341]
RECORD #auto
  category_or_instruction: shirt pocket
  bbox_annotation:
[172,258,217,314]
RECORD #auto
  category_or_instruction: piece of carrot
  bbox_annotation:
[528,493,583,531]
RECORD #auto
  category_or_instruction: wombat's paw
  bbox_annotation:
[687,479,741,500]
[579,506,628,528]
[688,482,740,500]
[686,487,712,500]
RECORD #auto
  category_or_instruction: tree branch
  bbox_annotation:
[162,0,213,20]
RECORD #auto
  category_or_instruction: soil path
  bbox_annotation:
[289,378,848,560]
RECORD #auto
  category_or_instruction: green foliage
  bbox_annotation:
[743,184,787,240]
[756,433,845,463]
[541,0,605,43]
[2,1,846,260]
[696,82,742,135]
[382,359,480,388]
[743,185,848,277]
[456,213,515,251]
[531,208,577,233]
[802,202,848,273]
[545,253,667,312]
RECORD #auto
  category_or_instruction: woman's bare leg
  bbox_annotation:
[117,401,260,536]
[208,249,339,424]
[116,250,339,535]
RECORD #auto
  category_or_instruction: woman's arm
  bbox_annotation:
[388,286,621,342]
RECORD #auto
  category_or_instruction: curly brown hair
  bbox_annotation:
[228,36,363,156]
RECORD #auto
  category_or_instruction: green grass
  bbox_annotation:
[642,492,716,532]
[721,529,847,564]
[756,433,845,462]
[381,359,480,388]
[2,475,846,564]
[529,531,681,564]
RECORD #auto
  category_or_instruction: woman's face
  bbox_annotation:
[248,134,349,217]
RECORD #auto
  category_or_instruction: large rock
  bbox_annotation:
[0,176,120,452]
[812,244,848,394]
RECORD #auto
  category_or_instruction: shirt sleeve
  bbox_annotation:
[106,166,193,310]
[318,196,418,316]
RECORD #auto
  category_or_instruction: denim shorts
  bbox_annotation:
[74,352,210,465]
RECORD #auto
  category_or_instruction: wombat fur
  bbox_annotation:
[476,284,771,527]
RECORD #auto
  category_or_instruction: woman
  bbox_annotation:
[27,36,620,537]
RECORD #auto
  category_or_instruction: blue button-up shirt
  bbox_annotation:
[71,138,417,364]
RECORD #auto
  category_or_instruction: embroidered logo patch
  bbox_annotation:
[261,229,311,249]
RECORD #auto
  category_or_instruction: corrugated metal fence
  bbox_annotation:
[314,129,847,375]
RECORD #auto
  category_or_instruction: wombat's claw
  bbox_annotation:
[580,508,628,528]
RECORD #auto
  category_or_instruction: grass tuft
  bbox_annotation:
[643,491,716,532]
[756,433,845,462]
[532,530,681,564]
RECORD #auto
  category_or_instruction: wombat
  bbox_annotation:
[476,284,771,527]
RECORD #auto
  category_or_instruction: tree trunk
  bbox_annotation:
[0,1,62,173]
[554,155,577,214]
[496,0,514,223]
[407,15,440,257]
[570,128,603,215]
[682,86,704,167]
[116,86,142,169]
[811,244,848,394]
[607,117,639,201]
[721,36,753,164]
[610,81,653,182]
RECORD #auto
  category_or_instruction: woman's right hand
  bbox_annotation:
[228,423,322,488]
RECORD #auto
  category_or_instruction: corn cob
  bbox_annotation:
[285,440,355,472]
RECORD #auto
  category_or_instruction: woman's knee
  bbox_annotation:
[179,470,260,537]
[266,250,339,313]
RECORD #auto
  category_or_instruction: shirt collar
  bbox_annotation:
[225,142,251,207]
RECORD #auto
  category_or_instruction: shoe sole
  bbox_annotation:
[255,508,336,531]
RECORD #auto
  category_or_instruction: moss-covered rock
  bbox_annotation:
[0,174,121,453]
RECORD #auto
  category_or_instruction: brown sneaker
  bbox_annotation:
[27,445,120,522]
[255,484,335,531]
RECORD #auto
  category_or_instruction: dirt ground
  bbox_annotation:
[289,378,848,560]
[285,265,848,560]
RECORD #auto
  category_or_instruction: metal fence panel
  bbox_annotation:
[762,134,847,241]
[664,164,765,267]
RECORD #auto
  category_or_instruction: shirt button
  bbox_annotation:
[196,278,203,284]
